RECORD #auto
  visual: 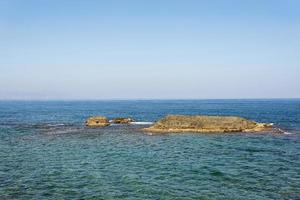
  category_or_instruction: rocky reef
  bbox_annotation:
[86,116,110,127]
[86,116,135,126]
[143,115,275,133]
[111,117,135,124]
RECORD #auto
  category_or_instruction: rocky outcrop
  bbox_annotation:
[86,116,110,127]
[143,115,274,133]
[111,117,135,124]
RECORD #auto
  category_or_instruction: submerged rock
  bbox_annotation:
[86,116,110,127]
[143,115,274,133]
[111,117,135,124]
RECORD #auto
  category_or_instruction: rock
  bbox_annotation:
[86,116,110,127]
[111,117,135,124]
[143,115,274,133]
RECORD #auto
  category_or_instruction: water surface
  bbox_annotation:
[0,100,300,199]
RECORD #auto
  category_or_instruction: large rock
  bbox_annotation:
[86,116,110,127]
[143,115,274,133]
[111,117,135,124]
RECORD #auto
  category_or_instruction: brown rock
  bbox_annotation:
[86,116,110,127]
[111,117,135,124]
[143,115,275,133]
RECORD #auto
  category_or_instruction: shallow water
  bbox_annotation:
[0,100,300,199]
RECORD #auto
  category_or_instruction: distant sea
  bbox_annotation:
[0,99,300,199]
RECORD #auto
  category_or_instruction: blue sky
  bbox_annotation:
[0,0,299,99]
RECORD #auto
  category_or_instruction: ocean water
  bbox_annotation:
[0,99,300,200]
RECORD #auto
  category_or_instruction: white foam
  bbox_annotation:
[130,122,154,125]
[47,123,66,127]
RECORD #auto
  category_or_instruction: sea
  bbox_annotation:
[0,99,300,200]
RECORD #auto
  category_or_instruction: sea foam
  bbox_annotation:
[130,122,154,125]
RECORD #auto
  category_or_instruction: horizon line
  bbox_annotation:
[0,98,299,101]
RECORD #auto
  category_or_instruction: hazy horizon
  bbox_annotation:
[1,98,300,102]
[1,0,299,100]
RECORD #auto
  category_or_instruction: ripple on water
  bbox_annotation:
[1,99,300,199]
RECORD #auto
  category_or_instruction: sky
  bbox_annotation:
[0,0,299,100]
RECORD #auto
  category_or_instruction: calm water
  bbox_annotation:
[0,100,300,200]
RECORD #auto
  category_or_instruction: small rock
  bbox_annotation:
[86,116,110,127]
[111,117,135,124]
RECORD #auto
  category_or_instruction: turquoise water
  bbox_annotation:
[0,100,300,199]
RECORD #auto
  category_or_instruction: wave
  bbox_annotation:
[43,127,83,135]
[130,122,154,125]
[46,123,66,127]
[276,127,296,135]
